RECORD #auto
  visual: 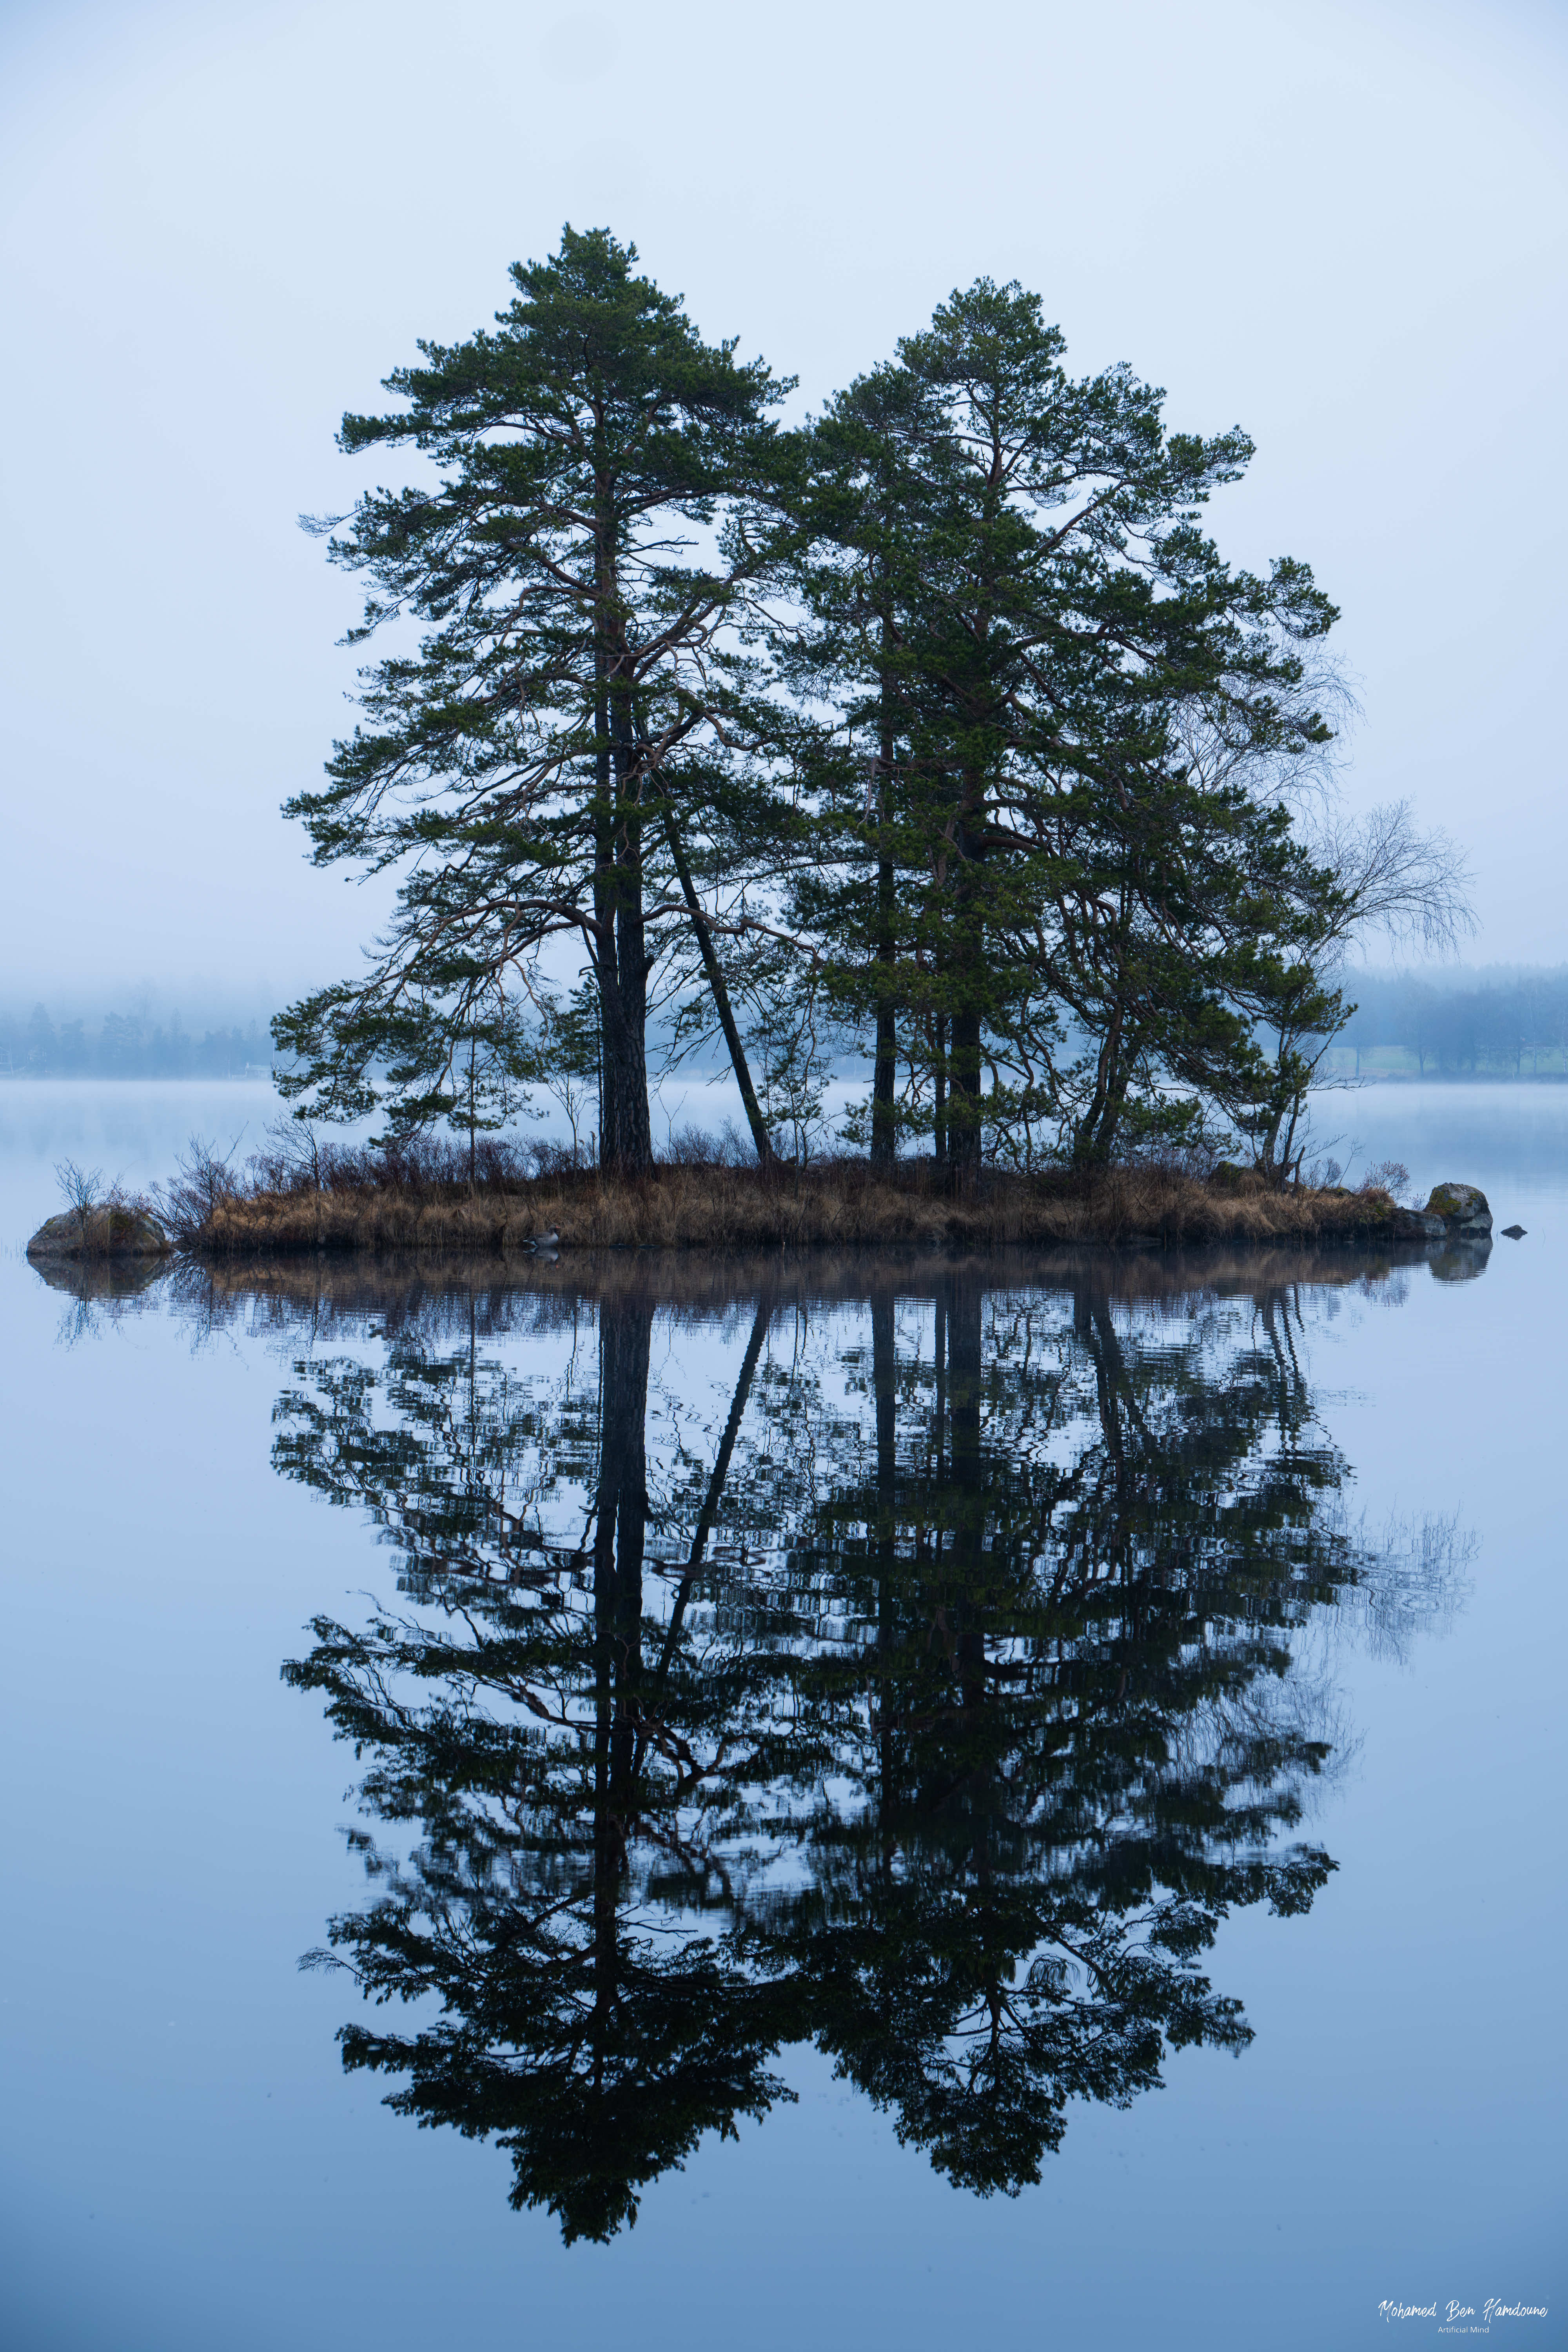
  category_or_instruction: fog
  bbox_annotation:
[2,0,1563,1010]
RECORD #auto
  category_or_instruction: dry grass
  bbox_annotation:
[185,1157,1415,1261]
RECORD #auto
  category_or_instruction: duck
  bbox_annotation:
[522,1228,559,1251]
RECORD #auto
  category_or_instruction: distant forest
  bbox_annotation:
[5,969,1568,1084]
[1325,969,1568,1078]
[1,1003,270,1079]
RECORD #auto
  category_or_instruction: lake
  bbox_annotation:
[2,1083,1563,2350]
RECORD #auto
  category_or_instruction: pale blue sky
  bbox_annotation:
[2,0,1564,1004]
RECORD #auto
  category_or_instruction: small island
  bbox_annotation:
[29,1152,1492,1263]
[24,236,1488,1275]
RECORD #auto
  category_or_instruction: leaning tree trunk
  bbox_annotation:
[661,811,777,1167]
[632,715,777,1172]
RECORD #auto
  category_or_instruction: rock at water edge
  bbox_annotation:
[1423,1182,1492,1236]
[27,1208,170,1260]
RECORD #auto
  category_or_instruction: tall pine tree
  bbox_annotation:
[275,227,791,1172]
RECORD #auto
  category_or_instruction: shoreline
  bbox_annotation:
[26,1230,1492,1323]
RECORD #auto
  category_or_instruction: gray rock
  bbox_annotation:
[1423,1181,1492,1236]
[1501,1224,1526,1239]
[27,1207,170,1260]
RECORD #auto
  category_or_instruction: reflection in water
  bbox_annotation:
[261,1252,1468,2242]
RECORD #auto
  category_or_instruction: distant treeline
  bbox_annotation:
[1,1004,270,1079]
[1329,969,1568,1077]
[7,971,1567,1084]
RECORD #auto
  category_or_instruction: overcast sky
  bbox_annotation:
[2,0,1564,1013]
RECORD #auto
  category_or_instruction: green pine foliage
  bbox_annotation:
[275,231,1453,1184]
[274,225,795,1172]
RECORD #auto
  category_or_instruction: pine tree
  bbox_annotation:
[790,280,1343,1179]
[274,227,793,1171]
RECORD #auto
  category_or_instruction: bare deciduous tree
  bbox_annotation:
[1246,802,1475,1180]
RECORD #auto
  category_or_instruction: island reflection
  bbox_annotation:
[245,1247,1467,2243]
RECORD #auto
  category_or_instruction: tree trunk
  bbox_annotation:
[947,1007,983,1189]
[872,901,898,1168]
[1073,993,1128,1167]
[611,835,652,1173]
[592,501,622,1169]
[606,652,652,1175]
[871,697,898,1169]
[945,806,986,1192]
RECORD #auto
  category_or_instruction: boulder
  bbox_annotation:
[1423,1182,1492,1237]
[27,1207,170,1260]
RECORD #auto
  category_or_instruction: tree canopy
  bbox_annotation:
[276,229,1466,1181]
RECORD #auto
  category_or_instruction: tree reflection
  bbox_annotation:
[272,1256,1467,2239]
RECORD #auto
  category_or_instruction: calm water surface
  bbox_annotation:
[2,1085,1563,2350]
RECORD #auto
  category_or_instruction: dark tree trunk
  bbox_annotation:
[947,1006,983,1189]
[592,501,622,1170]
[1073,993,1129,1167]
[945,806,986,1193]
[871,976,898,1164]
[870,700,898,1170]
[611,838,652,1174]
[593,822,622,1169]
[604,654,652,1176]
